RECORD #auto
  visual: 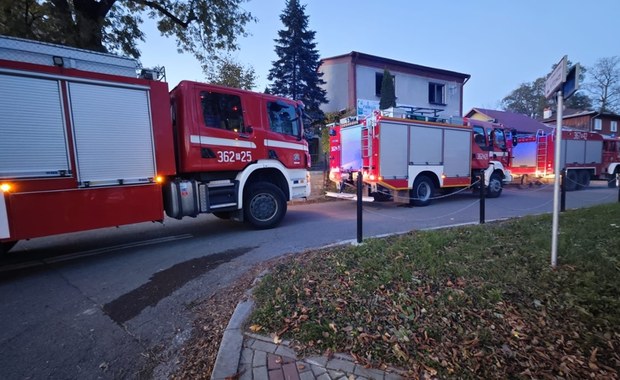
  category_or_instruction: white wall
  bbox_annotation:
[320,62,349,113]
[355,65,462,117]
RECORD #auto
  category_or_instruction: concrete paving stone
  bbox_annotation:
[328,370,346,379]
[239,367,253,380]
[251,339,279,354]
[296,362,312,374]
[316,373,332,380]
[245,338,257,348]
[354,364,385,380]
[253,365,268,380]
[311,364,328,377]
[253,350,267,368]
[269,368,286,380]
[326,358,355,374]
[299,370,316,380]
[304,356,328,367]
[267,353,281,370]
[240,347,254,364]
[275,344,298,359]
[282,362,301,380]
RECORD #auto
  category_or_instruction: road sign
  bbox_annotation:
[545,55,567,98]
[562,64,580,99]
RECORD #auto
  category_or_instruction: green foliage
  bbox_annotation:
[251,203,620,376]
[267,0,327,138]
[379,69,396,110]
[204,54,256,90]
[0,0,255,64]
[502,60,593,117]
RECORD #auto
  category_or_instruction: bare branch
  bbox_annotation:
[129,0,196,28]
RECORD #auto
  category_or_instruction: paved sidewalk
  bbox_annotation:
[237,333,404,380]
[210,298,406,380]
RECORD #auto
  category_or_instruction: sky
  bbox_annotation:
[137,0,619,112]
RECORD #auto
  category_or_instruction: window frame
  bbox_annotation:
[593,118,602,131]
[428,82,446,105]
[611,120,618,133]
[200,91,245,133]
[375,72,396,97]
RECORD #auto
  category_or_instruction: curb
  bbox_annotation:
[211,299,255,380]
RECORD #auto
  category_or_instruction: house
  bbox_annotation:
[542,109,620,136]
[465,108,552,135]
[319,51,470,118]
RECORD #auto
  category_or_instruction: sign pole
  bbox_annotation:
[551,91,563,268]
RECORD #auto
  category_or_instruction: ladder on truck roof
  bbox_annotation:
[0,35,139,77]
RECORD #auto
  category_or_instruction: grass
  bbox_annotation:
[250,203,620,378]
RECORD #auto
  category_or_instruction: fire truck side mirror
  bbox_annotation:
[511,129,519,147]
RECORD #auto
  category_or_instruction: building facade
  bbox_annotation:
[319,52,470,118]
[543,110,620,136]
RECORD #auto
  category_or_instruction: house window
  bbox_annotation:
[429,82,445,105]
[375,72,395,97]
[594,118,602,131]
[611,121,618,133]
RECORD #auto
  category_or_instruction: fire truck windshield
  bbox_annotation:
[268,101,302,138]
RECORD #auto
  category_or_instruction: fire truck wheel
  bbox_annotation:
[565,170,578,191]
[244,182,287,229]
[608,169,619,188]
[0,241,17,256]
[486,173,503,198]
[410,175,434,207]
[577,170,590,189]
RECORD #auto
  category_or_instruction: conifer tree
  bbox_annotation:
[267,0,327,137]
[379,69,396,109]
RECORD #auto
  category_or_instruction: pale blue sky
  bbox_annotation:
[137,0,619,112]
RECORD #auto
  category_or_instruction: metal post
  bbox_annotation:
[551,91,563,269]
[617,173,620,203]
[479,173,485,224]
[560,168,566,212]
[356,171,363,243]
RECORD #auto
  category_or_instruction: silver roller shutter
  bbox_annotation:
[69,82,155,186]
[0,74,70,178]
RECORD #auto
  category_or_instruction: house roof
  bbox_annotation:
[466,108,553,134]
[321,51,471,82]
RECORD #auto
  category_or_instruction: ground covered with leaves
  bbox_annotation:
[250,203,620,379]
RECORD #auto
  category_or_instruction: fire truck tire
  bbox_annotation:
[577,170,590,189]
[244,182,287,229]
[608,169,619,188]
[410,175,434,207]
[0,241,17,256]
[565,170,578,191]
[486,173,503,198]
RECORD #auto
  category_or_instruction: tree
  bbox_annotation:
[501,78,547,118]
[379,69,396,110]
[204,55,256,90]
[587,56,620,113]
[502,61,592,118]
[0,0,255,63]
[267,0,327,137]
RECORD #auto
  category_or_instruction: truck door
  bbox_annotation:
[197,88,255,172]
[263,100,307,169]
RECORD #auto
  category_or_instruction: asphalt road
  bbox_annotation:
[0,182,618,379]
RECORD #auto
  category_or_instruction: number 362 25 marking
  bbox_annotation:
[217,150,252,163]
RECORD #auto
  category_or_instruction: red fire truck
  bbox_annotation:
[0,36,311,254]
[511,129,620,190]
[328,108,514,206]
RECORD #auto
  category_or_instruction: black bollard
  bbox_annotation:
[560,168,566,212]
[479,174,485,224]
[357,171,363,243]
